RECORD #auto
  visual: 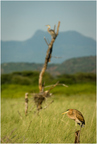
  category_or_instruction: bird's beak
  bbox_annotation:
[62,111,68,115]
[45,25,50,27]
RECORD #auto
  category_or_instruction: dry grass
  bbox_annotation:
[1,92,96,143]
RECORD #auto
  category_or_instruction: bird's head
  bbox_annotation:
[45,25,51,28]
[62,109,69,115]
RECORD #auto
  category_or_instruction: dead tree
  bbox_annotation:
[25,93,29,116]
[33,21,60,113]
[39,21,60,92]
[74,130,80,143]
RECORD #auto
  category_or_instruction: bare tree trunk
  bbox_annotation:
[25,93,29,116]
[74,130,80,143]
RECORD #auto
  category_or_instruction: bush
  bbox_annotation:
[1,74,12,84]
[74,72,96,83]
[1,71,96,85]
[1,71,54,85]
[11,75,32,85]
[56,73,96,84]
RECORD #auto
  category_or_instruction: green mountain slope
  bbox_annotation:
[55,56,96,75]
[1,56,96,76]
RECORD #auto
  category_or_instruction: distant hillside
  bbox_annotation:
[1,30,96,64]
[54,56,96,75]
[1,62,59,74]
[1,56,96,76]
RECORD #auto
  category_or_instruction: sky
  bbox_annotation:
[1,0,96,41]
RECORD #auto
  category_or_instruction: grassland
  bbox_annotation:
[1,83,96,143]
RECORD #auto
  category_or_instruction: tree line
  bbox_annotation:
[1,71,96,85]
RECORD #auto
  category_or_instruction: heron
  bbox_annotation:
[62,109,85,129]
[46,25,56,39]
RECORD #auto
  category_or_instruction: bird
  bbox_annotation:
[46,25,56,39]
[62,109,85,128]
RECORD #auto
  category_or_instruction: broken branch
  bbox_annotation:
[44,37,49,46]
[43,100,54,109]
[25,93,29,116]
[45,83,68,88]
[74,130,80,143]
[56,21,60,35]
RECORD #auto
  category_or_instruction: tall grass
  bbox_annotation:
[1,83,96,143]
[1,83,96,98]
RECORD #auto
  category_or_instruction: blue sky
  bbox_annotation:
[1,1,96,41]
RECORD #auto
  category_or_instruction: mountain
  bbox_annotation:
[1,30,96,64]
[1,56,96,76]
[54,56,96,75]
